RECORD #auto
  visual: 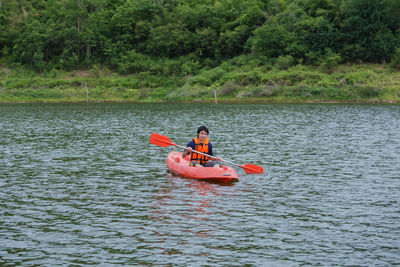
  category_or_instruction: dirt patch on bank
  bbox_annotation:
[65,70,91,80]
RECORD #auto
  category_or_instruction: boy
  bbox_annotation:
[182,126,221,167]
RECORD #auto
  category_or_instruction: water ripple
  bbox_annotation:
[1,103,399,265]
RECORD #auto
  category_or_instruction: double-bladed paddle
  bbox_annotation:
[149,133,263,174]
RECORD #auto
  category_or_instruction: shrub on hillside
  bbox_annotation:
[390,47,400,70]
[220,81,239,95]
[357,86,382,97]
[320,49,341,73]
[275,55,294,70]
[252,85,280,97]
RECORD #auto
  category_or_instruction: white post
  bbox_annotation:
[85,83,89,103]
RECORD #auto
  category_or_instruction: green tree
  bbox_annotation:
[193,27,218,58]
[218,25,251,58]
[291,16,337,63]
[249,22,290,58]
[390,47,400,70]
[239,2,266,29]
[145,23,192,57]
[388,0,400,28]
[340,0,397,62]
[275,0,340,62]
[176,4,218,32]
[1,0,399,72]
[109,0,161,49]
[0,13,9,59]
[11,19,47,68]
[32,50,45,72]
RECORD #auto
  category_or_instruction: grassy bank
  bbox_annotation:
[1,59,400,103]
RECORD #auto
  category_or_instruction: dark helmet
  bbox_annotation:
[197,125,209,135]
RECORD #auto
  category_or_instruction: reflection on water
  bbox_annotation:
[151,174,233,221]
[145,175,238,262]
[1,103,399,265]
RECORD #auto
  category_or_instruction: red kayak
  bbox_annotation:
[166,151,238,183]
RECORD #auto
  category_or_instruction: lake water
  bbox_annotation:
[1,103,399,265]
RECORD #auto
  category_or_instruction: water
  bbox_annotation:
[1,103,399,265]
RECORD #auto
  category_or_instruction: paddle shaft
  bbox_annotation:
[175,143,246,168]
[174,143,218,160]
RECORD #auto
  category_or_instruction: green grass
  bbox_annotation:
[1,59,400,103]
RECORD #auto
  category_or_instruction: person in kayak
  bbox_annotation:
[182,125,221,167]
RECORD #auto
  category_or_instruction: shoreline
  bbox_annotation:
[1,98,399,104]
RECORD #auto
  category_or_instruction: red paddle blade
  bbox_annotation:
[241,164,263,174]
[149,133,173,147]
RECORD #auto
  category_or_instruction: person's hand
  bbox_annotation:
[183,147,192,158]
[216,156,221,161]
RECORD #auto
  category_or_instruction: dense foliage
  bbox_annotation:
[1,0,400,73]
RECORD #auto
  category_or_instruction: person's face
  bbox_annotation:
[198,130,208,142]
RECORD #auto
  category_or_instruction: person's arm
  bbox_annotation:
[208,143,213,157]
[182,141,194,158]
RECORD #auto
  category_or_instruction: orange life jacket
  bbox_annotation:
[191,137,210,165]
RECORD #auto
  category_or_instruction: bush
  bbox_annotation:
[357,86,381,97]
[117,50,151,74]
[90,65,101,78]
[32,51,46,72]
[390,47,400,70]
[181,60,201,76]
[220,81,239,95]
[320,49,341,73]
[249,23,289,58]
[252,85,280,97]
[275,55,294,70]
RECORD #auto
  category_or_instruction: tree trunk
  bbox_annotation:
[86,43,90,62]
[77,0,81,31]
